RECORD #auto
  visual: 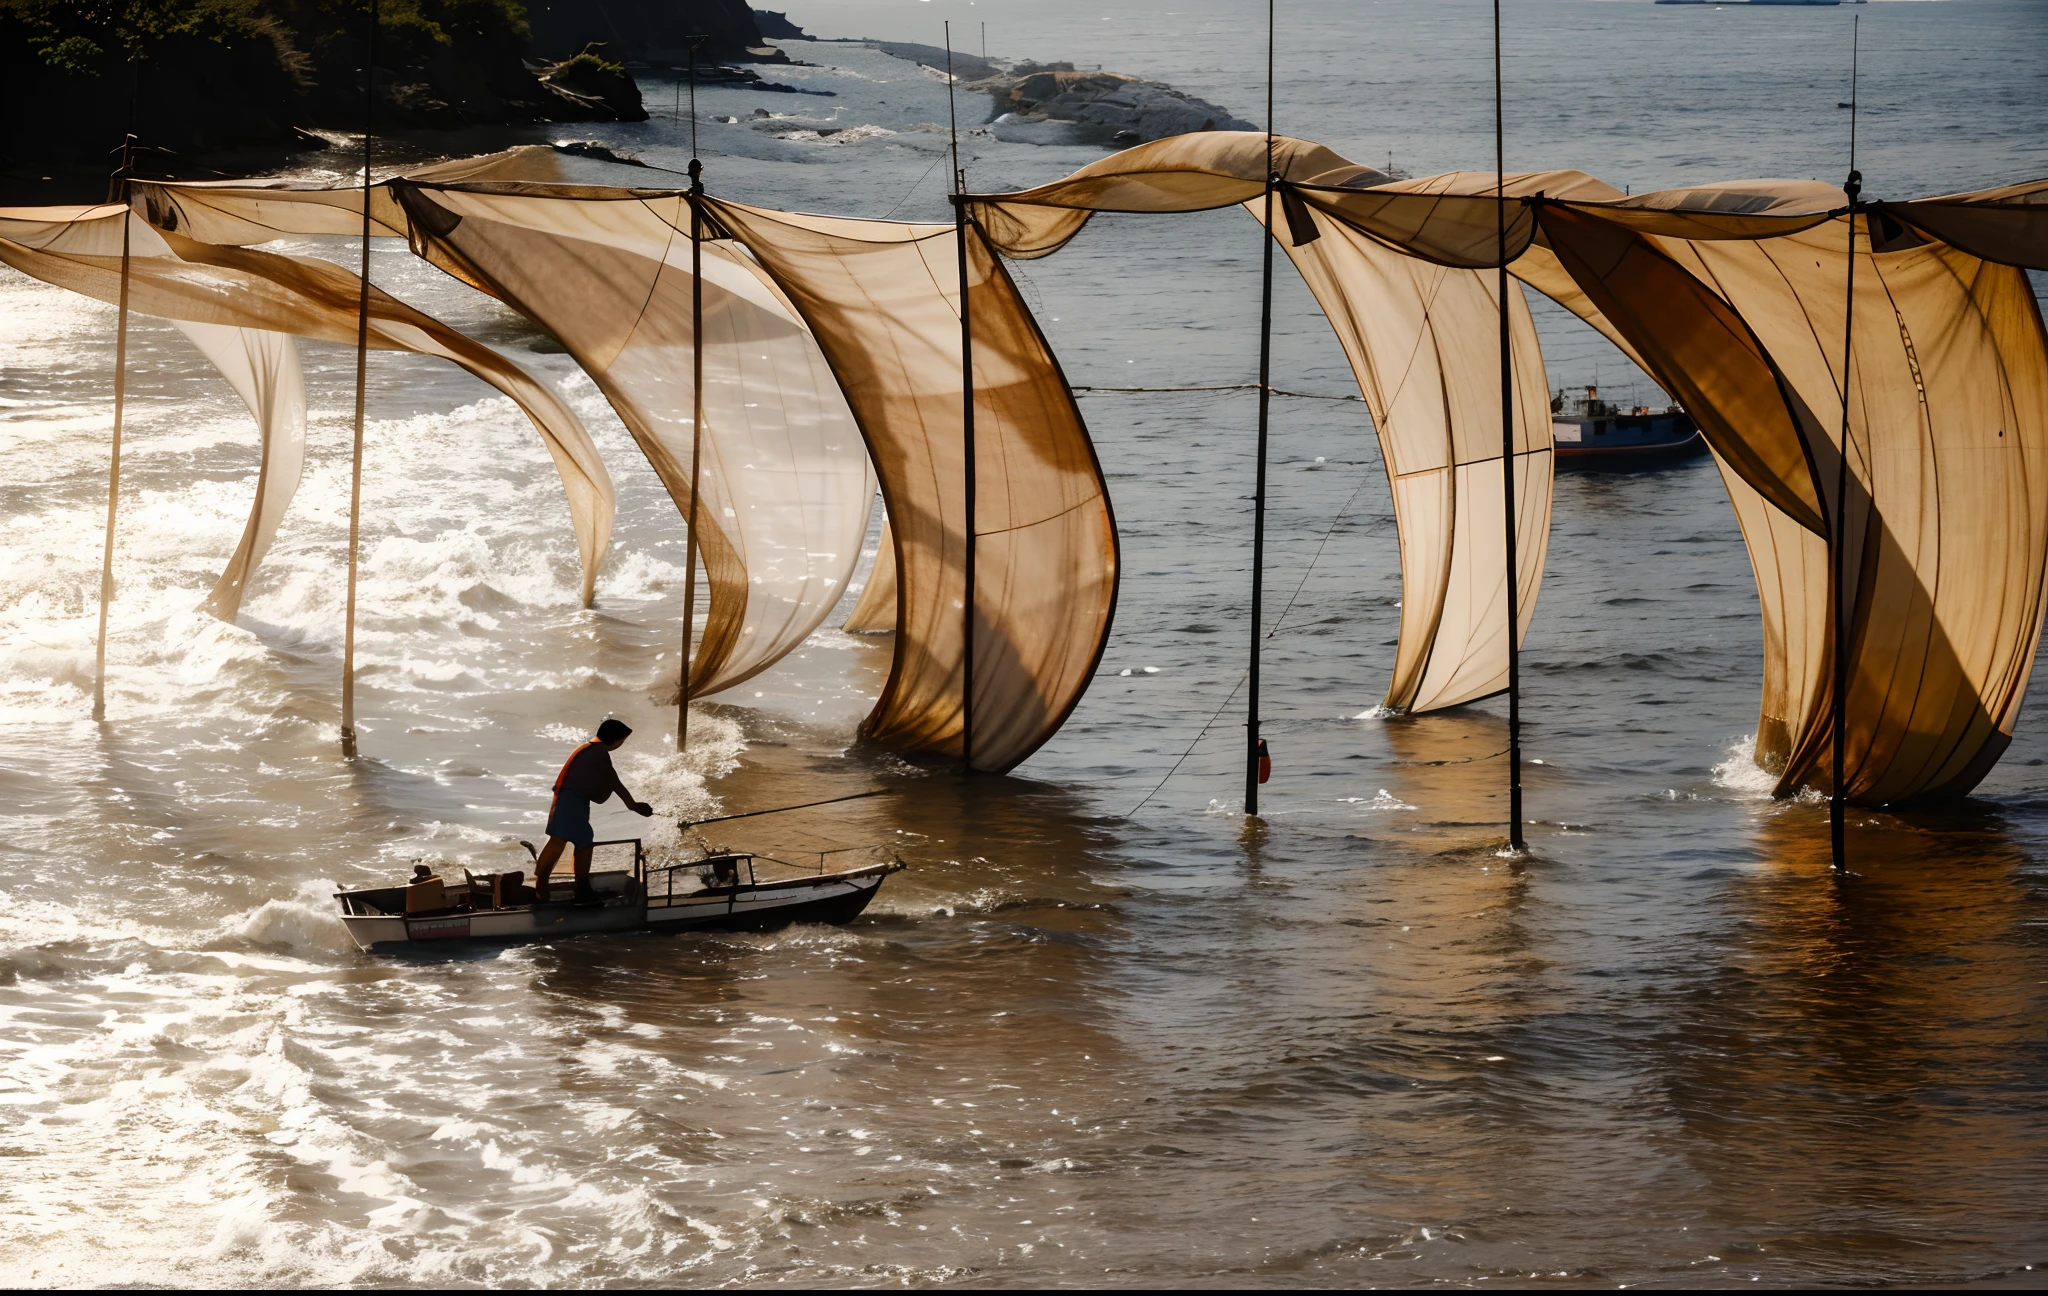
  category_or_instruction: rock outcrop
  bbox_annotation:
[976,66,1257,145]
[860,43,1256,147]
[535,45,649,122]
[751,11,815,42]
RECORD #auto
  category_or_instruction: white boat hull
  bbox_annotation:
[336,861,896,953]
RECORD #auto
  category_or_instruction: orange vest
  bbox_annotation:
[553,740,603,795]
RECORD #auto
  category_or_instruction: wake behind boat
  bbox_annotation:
[335,839,902,952]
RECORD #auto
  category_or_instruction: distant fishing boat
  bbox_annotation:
[335,839,901,951]
[1550,386,1707,471]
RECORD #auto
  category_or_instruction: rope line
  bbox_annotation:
[882,150,951,219]
[1118,456,1377,820]
[1122,668,1250,821]
[680,788,895,829]
[1072,383,1363,401]
[1265,458,1376,642]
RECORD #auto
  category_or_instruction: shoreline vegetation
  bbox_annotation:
[0,1,1255,202]
[0,1,790,199]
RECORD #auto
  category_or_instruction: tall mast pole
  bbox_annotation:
[341,0,377,759]
[1832,16,1861,874]
[93,122,136,724]
[1495,0,1525,852]
[681,38,706,754]
[1244,0,1276,817]
[948,21,978,771]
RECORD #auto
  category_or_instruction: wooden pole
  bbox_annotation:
[1832,17,1861,874]
[341,0,377,758]
[92,131,136,724]
[679,41,706,755]
[948,23,978,770]
[1495,0,1525,852]
[1244,0,1275,817]
[955,210,977,770]
[1832,184,1859,872]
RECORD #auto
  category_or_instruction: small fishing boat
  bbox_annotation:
[335,838,901,952]
[1551,385,1707,471]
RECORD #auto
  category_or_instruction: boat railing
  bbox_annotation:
[750,844,900,880]
[647,844,901,901]
[591,838,646,893]
[646,851,757,902]
[446,838,645,909]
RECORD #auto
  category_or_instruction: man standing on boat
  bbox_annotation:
[535,718,654,903]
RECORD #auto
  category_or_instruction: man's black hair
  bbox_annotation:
[596,718,632,742]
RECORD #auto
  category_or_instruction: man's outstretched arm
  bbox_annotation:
[602,753,655,817]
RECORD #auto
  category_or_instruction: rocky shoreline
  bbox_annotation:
[2,5,1261,205]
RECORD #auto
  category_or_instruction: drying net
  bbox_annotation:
[22,139,2046,802]
[704,199,1116,772]
[979,136,2048,800]
[174,319,306,620]
[129,161,1115,771]
[843,514,899,634]
[0,203,612,613]
[387,182,875,698]
[1526,183,2048,802]
[974,134,1555,715]
[1885,177,2048,273]
[1260,199,1552,711]
[144,156,876,699]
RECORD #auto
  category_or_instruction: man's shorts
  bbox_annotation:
[544,795,595,849]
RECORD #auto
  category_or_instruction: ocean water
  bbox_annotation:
[4,0,2048,1285]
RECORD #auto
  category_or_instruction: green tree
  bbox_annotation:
[2,0,280,69]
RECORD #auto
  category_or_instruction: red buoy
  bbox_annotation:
[1256,737,1271,785]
